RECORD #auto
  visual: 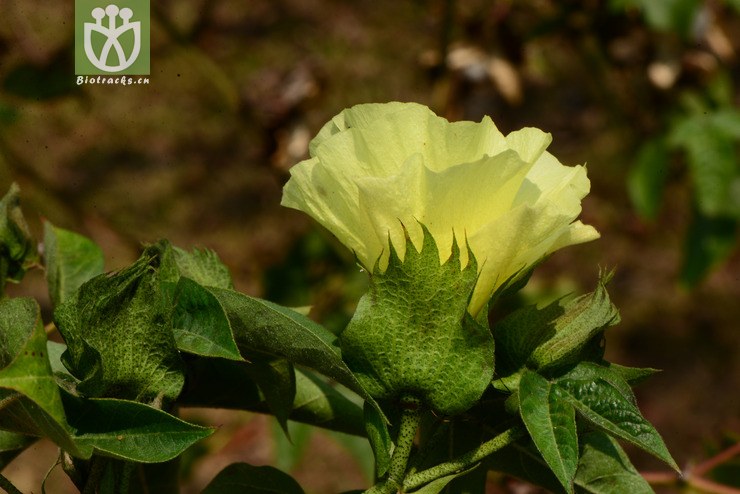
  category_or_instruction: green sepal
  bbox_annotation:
[494,274,618,379]
[340,226,495,416]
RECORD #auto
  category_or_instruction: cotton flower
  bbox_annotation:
[281,102,598,316]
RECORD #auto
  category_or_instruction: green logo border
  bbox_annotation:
[75,0,150,76]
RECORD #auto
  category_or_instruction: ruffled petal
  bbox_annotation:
[282,102,600,316]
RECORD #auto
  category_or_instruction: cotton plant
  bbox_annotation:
[0,104,678,494]
[282,102,675,493]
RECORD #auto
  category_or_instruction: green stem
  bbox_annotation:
[406,420,450,476]
[365,396,423,494]
[402,425,526,491]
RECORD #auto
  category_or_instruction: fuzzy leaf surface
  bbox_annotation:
[54,243,184,403]
[43,222,104,309]
[172,277,241,360]
[62,392,212,462]
[0,298,66,424]
[574,431,653,494]
[556,364,678,471]
[171,246,233,289]
[519,369,579,493]
[0,299,78,453]
[207,286,383,418]
[340,229,494,415]
[495,276,618,378]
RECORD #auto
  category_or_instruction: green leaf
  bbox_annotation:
[178,358,364,436]
[602,363,660,387]
[519,370,579,494]
[0,297,67,427]
[495,276,618,377]
[0,389,78,454]
[574,431,653,494]
[0,299,82,455]
[248,358,295,435]
[171,246,233,289]
[560,363,637,406]
[290,370,364,435]
[62,392,212,463]
[206,286,384,420]
[202,463,305,494]
[555,367,678,471]
[340,228,495,415]
[54,242,185,403]
[627,139,670,220]
[43,222,105,309]
[364,401,392,477]
[529,276,618,371]
[0,183,36,291]
[485,441,565,494]
[680,211,737,286]
[172,277,241,360]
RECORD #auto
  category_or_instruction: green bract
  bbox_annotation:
[281,102,599,316]
[340,227,495,415]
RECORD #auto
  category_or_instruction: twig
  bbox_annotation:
[403,425,526,491]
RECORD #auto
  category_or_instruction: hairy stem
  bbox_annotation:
[365,396,423,494]
[403,425,526,491]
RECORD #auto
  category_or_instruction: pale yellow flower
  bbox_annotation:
[281,102,599,316]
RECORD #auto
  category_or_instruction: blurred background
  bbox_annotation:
[1,0,740,492]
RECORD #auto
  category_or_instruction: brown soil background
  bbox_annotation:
[1,1,739,492]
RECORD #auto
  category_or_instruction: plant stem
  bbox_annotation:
[402,425,526,491]
[365,396,423,494]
